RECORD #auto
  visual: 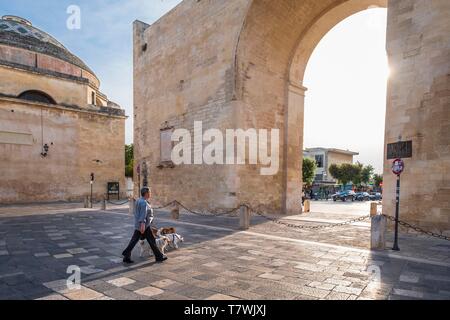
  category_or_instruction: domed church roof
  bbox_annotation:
[0,15,95,75]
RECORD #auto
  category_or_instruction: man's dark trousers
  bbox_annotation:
[122,227,164,260]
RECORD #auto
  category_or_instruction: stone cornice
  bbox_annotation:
[0,95,127,119]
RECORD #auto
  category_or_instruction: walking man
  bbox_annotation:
[122,187,167,264]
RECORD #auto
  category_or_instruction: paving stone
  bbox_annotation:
[295,286,330,299]
[334,286,363,295]
[36,294,68,300]
[53,253,73,259]
[308,281,336,291]
[34,252,50,257]
[134,286,164,298]
[325,278,352,286]
[107,277,136,287]
[392,288,424,299]
[325,292,351,300]
[203,262,222,268]
[151,279,179,289]
[58,242,77,248]
[66,248,88,255]
[258,273,285,281]
[400,274,420,284]
[80,266,104,275]
[63,286,104,300]
[237,256,256,261]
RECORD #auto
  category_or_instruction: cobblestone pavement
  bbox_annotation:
[0,203,449,300]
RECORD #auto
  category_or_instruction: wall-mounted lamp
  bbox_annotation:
[41,143,50,157]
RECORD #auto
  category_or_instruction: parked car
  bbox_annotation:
[370,192,383,201]
[355,192,371,201]
[332,190,356,202]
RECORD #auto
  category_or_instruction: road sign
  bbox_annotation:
[391,158,405,251]
[392,159,405,176]
[387,141,412,160]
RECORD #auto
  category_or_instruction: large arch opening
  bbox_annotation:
[302,8,388,209]
[235,0,387,214]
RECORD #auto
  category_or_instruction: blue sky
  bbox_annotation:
[0,0,182,144]
[0,2,388,172]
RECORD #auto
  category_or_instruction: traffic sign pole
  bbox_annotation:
[393,175,401,251]
[391,158,404,251]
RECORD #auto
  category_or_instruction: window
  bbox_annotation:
[315,155,324,168]
[91,92,96,105]
[160,128,173,163]
[18,90,56,105]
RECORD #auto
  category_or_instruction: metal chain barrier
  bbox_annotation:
[383,214,450,241]
[152,201,178,210]
[118,198,450,241]
[250,205,370,230]
[174,200,241,217]
[106,199,130,206]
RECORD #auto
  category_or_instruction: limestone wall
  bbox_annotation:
[0,65,88,108]
[0,98,126,203]
[383,0,450,232]
[134,0,449,231]
[133,0,249,210]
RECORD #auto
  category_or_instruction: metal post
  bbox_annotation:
[90,181,93,209]
[393,175,401,251]
[101,196,106,211]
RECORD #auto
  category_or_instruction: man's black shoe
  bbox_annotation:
[123,257,134,264]
[156,256,168,263]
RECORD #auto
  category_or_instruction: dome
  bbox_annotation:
[0,15,95,75]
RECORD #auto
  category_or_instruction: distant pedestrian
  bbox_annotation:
[122,187,167,264]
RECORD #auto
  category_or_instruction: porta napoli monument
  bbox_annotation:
[134,0,450,232]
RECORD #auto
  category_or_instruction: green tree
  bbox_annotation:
[125,144,134,178]
[303,158,317,187]
[329,163,362,187]
[352,162,364,186]
[361,165,374,186]
[373,174,383,188]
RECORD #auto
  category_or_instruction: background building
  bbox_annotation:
[304,148,359,184]
[0,15,126,203]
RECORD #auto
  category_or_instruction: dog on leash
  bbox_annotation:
[139,227,184,257]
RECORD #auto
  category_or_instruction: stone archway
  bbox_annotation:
[135,0,449,231]
[234,0,387,214]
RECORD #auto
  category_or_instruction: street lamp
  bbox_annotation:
[41,143,49,157]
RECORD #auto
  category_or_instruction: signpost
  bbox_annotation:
[387,141,412,160]
[391,159,404,251]
[107,182,120,201]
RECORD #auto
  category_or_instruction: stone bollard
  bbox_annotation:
[371,214,387,250]
[239,205,251,230]
[171,204,180,220]
[101,197,106,211]
[370,202,378,217]
[303,200,311,213]
[84,196,89,208]
[129,198,136,216]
